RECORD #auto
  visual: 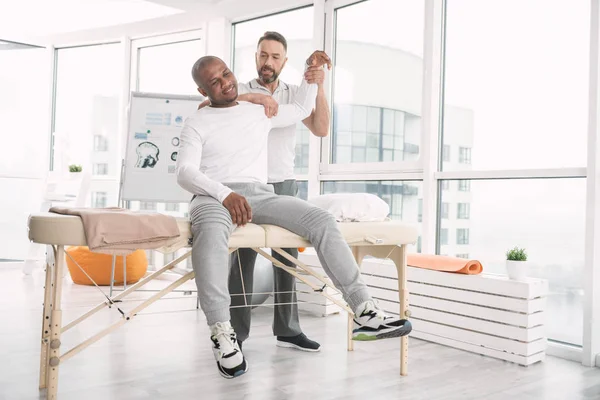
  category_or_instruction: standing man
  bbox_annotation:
[230,32,331,352]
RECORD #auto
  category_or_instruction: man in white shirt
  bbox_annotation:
[227,32,330,353]
[177,55,412,379]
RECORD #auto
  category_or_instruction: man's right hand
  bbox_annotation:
[222,192,252,226]
[254,94,279,118]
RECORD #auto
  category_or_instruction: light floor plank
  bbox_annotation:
[0,264,598,400]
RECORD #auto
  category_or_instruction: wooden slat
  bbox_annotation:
[411,320,547,356]
[412,331,546,366]
[363,275,546,313]
[366,286,544,328]
[410,307,545,342]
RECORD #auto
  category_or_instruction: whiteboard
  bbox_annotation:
[121,92,204,203]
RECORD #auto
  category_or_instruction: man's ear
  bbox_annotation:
[282,57,288,69]
[197,87,207,97]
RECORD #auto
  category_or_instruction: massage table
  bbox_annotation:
[27,212,417,399]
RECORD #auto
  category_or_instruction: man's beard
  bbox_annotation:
[258,66,280,84]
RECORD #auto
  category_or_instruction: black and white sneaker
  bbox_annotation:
[352,300,412,341]
[210,321,248,379]
[276,333,321,352]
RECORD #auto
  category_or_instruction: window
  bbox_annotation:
[456,253,469,259]
[232,6,314,176]
[136,38,203,96]
[92,191,107,208]
[417,236,422,253]
[164,252,175,263]
[440,203,449,219]
[441,180,450,190]
[332,105,420,164]
[457,229,469,245]
[0,41,48,260]
[417,199,423,222]
[331,0,424,164]
[443,1,589,170]
[440,178,585,345]
[457,203,470,219]
[458,180,471,192]
[53,44,121,207]
[165,203,180,212]
[140,201,156,211]
[93,135,108,152]
[442,145,450,162]
[439,229,448,246]
[146,250,154,267]
[93,163,108,175]
[321,180,422,253]
[297,181,308,201]
[458,147,471,164]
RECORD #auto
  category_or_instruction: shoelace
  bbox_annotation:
[213,323,238,355]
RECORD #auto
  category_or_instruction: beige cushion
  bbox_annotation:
[262,221,418,248]
[27,213,417,249]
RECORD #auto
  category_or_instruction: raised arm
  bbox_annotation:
[270,63,318,128]
[175,123,232,203]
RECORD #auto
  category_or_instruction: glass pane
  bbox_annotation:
[232,6,314,176]
[439,178,585,345]
[0,43,48,177]
[443,1,589,170]
[321,180,423,253]
[138,39,203,96]
[53,44,122,207]
[297,180,308,200]
[332,0,424,164]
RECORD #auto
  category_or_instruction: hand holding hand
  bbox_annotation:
[306,50,332,70]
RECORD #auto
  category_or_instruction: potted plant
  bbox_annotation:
[68,164,83,180]
[505,246,527,280]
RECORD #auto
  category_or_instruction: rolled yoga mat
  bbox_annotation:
[407,254,483,275]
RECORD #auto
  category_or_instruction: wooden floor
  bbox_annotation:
[1,264,599,400]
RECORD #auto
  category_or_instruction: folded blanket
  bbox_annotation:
[49,207,181,255]
[407,254,483,275]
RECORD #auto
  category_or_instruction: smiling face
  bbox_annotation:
[255,39,287,84]
[195,57,239,107]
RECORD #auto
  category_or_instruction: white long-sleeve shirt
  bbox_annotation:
[176,79,317,203]
[238,79,305,183]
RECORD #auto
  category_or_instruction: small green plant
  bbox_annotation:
[506,247,527,261]
[69,164,82,173]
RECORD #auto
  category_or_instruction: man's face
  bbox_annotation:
[255,40,287,84]
[197,59,238,107]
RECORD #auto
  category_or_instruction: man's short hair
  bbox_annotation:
[257,31,288,52]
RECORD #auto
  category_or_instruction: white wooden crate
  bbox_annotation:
[298,252,548,366]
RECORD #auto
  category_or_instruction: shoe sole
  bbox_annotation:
[217,361,249,379]
[352,320,412,341]
[276,340,321,352]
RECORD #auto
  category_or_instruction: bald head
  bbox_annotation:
[191,55,239,107]
[191,55,223,89]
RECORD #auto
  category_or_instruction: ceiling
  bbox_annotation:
[0,0,221,39]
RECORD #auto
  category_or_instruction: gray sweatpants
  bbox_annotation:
[189,182,372,326]
[229,180,301,342]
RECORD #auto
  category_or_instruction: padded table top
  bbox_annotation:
[27,213,418,248]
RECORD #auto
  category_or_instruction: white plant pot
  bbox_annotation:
[506,260,527,280]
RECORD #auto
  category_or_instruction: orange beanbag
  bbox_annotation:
[65,246,148,286]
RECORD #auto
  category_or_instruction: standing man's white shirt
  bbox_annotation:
[176,80,317,203]
[238,79,305,184]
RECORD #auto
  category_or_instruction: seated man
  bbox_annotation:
[176,55,412,379]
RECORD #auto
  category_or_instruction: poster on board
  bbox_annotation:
[121,92,204,203]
